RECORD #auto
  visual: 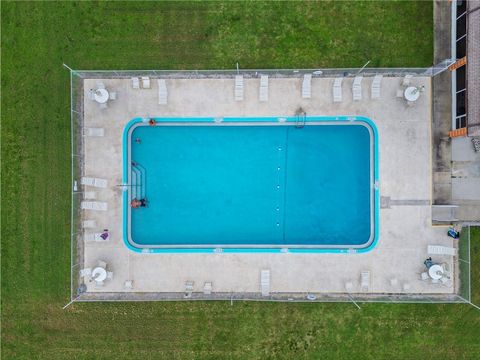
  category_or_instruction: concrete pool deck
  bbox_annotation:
[79,75,456,297]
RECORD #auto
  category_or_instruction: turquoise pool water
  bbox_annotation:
[123,117,379,253]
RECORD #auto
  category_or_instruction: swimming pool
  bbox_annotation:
[123,116,379,253]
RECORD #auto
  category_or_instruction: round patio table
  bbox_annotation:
[404,86,420,102]
[94,88,109,104]
[92,267,107,282]
[428,264,444,280]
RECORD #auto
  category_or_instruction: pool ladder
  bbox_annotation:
[131,163,146,200]
[295,112,306,128]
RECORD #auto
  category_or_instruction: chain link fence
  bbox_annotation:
[70,70,86,301]
[71,67,439,80]
[68,67,473,305]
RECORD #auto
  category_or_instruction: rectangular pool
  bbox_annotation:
[123,116,378,253]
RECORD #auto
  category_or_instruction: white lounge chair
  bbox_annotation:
[402,74,413,87]
[80,201,108,211]
[184,280,194,298]
[81,177,107,188]
[79,268,92,278]
[440,277,453,287]
[99,102,108,109]
[345,281,354,292]
[420,272,429,281]
[84,232,107,242]
[157,79,168,105]
[234,75,244,101]
[82,220,97,229]
[98,260,107,268]
[106,271,114,280]
[131,77,140,89]
[96,82,105,90]
[427,245,457,256]
[203,282,213,295]
[302,74,312,99]
[259,75,269,102]
[83,127,105,137]
[81,177,95,186]
[441,262,452,277]
[142,76,151,89]
[109,92,117,100]
[124,280,134,289]
[402,283,411,292]
[332,77,343,103]
[440,273,450,283]
[360,270,370,292]
[352,76,363,101]
[371,74,382,99]
[87,90,95,100]
[83,191,96,200]
[261,269,270,296]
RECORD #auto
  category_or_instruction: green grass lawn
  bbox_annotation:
[2,1,479,359]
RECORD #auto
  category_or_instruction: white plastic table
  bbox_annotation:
[94,88,109,104]
[404,86,420,102]
[92,267,107,282]
[428,264,444,280]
